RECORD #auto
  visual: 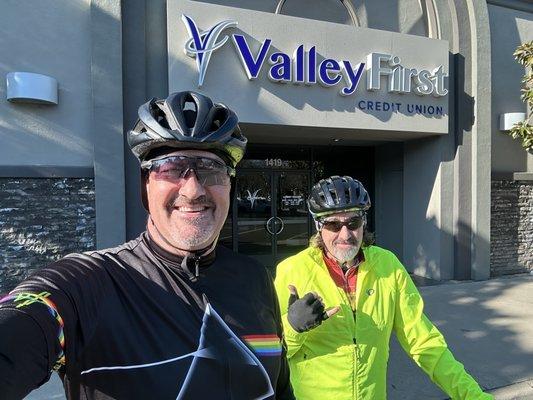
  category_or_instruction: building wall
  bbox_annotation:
[374,143,403,260]
[491,180,533,276]
[195,0,430,37]
[0,178,95,293]
[488,2,533,277]
[0,0,93,168]
[489,3,533,173]
[2,0,526,290]
[0,0,125,291]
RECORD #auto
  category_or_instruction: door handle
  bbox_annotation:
[266,217,284,235]
[266,217,276,235]
[274,217,285,234]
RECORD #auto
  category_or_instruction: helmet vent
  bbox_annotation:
[156,115,170,129]
[330,189,338,204]
[183,100,197,112]
[209,108,226,132]
[210,119,221,130]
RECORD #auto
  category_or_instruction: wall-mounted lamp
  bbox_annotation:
[499,112,526,131]
[6,72,58,105]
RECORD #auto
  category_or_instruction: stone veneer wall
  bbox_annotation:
[491,180,533,276]
[0,178,95,293]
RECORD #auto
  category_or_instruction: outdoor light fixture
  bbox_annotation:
[499,112,526,131]
[6,72,58,105]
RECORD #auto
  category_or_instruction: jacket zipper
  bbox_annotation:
[353,307,358,399]
[339,289,358,400]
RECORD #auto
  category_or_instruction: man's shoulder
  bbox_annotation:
[364,245,399,260]
[216,245,269,272]
[216,244,257,262]
[77,234,144,259]
[280,246,321,264]
[276,247,321,276]
[363,245,404,273]
[47,234,145,272]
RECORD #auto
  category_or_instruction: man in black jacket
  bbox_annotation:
[0,91,294,400]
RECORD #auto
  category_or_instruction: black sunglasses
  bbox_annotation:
[320,216,365,232]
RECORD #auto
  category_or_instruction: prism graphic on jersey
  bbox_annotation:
[81,303,275,400]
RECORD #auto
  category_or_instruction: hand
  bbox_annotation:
[286,285,340,333]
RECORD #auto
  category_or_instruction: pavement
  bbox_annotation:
[388,273,533,399]
[25,273,533,399]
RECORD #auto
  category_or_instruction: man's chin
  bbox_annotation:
[171,230,216,250]
[332,247,359,262]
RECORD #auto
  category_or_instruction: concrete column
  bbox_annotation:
[122,0,169,239]
[91,0,126,248]
[403,136,454,281]
[374,143,404,260]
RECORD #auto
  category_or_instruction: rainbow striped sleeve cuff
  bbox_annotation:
[242,334,282,356]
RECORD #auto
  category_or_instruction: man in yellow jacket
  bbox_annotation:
[275,175,492,400]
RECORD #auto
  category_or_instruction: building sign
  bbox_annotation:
[182,15,448,99]
[168,1,450,135]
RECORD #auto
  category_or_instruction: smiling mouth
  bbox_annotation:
[175,206,209,212]
[335,242,357,248]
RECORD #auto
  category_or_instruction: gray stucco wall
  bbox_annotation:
[403,136,454,280]
[489,4,533,173]
[0,178,96,293]
[490,179,533,276]
[374,143,403,260]
[194,0,430,37]
[0,0,93,168]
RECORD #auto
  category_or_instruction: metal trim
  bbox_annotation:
[0,166,94,178]
[274,0,359,26]
[487,0,533,13]
[275,216,285,234]
[492,171,533,181]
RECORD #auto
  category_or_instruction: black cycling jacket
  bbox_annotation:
[0,232,294,400]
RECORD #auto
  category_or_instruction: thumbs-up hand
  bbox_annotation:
[287,285,340,333]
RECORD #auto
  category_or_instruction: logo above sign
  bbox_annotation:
[182,15,448,97]
[182,15,237,87]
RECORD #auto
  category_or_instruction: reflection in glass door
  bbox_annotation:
[276,172,310,263]
[231,170,310,268]
[236,171,274,267]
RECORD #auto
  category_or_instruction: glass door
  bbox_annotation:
[235,171,274,267]
[232,170,311,269]
[275,171,310,264]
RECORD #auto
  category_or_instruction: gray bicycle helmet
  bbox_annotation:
[307,175,371,218]
[127,91,247,167]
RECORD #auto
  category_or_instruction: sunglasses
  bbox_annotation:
[319,216,365,232]
[141,155,235,186]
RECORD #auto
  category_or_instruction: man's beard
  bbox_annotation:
[172,214,215,248]
[331,239,360,263]
[167,195,217,249]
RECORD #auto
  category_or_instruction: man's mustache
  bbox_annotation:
[333,238,358,246]
[166,195,215,209]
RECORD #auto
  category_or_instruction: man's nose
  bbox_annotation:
[337,225,353,239]
[179,171,207,199]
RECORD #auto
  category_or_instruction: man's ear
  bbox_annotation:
[140,169,150,211]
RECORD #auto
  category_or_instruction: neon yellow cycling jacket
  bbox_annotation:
[275,245,492,400]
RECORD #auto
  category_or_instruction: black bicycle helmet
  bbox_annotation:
[307,175,371,218]
[127,91,247,167]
